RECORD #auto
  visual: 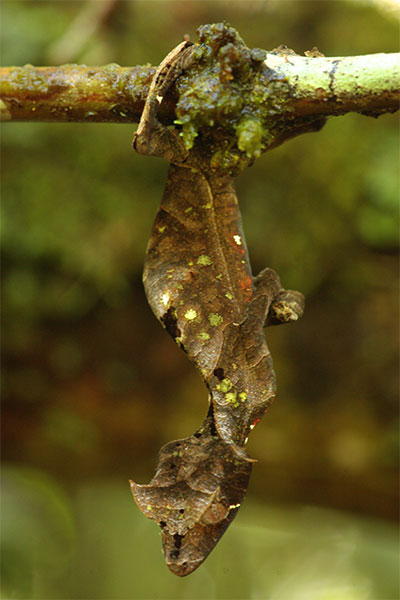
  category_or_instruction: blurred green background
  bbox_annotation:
[1,1,399,598]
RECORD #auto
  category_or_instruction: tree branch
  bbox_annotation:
[0,64,175,124]
[264,51,400,118]
[1,52,399,126]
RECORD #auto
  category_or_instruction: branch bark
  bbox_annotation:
[264,51,400,117]
[0,64,165,124]
[1,52,399,126]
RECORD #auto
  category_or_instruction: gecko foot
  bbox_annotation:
[133,118,188,162]
[266,289,305,326]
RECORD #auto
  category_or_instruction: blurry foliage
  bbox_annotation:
[1,467,76,598]
[1,1,399,598]
[1,467,398,599]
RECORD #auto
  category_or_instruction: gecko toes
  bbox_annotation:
[266,289,305,326]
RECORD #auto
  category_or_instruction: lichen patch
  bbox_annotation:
[216,378,232,393]
[184,308,198,320]
[225,391,237,403]
[197,254,213,266]
[197,331,210,341]
[208,313,223,326]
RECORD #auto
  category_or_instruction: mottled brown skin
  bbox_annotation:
[130,41,304,576]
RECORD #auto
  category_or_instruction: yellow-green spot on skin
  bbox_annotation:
[225,292,233,300]
[225,391,237,404]
[201,368,208,377]
[197,331,210,341]
[208,313,223,326]
[216,378,232,393]
[184,308,197,320]
[158,225,167,233]
[197,254,212,266]
[146,505,152,511]
[188,261,194,266]
[239,392,247,402]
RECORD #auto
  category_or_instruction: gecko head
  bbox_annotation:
[130,417,252,576]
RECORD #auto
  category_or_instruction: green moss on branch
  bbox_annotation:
[1,21,398,155]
